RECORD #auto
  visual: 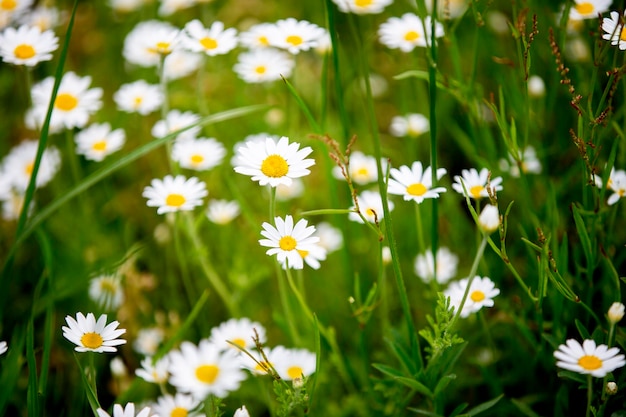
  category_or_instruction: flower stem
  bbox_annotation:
[450,235,488,329]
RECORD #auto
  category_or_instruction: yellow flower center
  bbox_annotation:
[149,41,171,55]
[14,44,36,59]
[406,183,427,196]
[92,141,107,152]
[621,28,626,42]
[166,193,186,207]
[25,162,34,175]
[287,365,304,379]
[99,278,117,294]
[469,185,484,198]
[286,35,303,46]
[279,235,297,251]
[81,332,104,349]
[171,407,188,417]
[365,208,376,217]
[355,167,369,177]
[0,0,16,11]
[261,154,289,178]
[298,249,309,258]
[259,36,269,46]
[190,154,204,165]
[231,338,246,348]
[255,361,272,373]
[404,31,419,41]
[470,290,485,302]
[255,65,267,74]
[578,355,602,370]
[133,97,143,107]
[200,37,218,50]
[195,364,219,384]
[355,0,372,6]
[54,93,78,111]
[574,2,594,15]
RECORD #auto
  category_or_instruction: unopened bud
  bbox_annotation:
[606,381,618,395]
[608,302,625,324]
[479,204,500,234]
[382,246,392,265]
[293,376,304,389]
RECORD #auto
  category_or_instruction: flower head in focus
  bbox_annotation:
[387,161,447,204]
[444,276,500,318]
[452,168,503,199]
[142,175,208,215]
[62,312,126,353]
[348,190,394,224]
[0,24,58,66]
[259,215,319,270]
[554,339,626,377]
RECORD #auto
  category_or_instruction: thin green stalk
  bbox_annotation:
[450,235,488,329]
[414,204,425,254]
[428,0,440,284]
[174,213,196,311]
[275,260,301,346]
[586,375,593,417]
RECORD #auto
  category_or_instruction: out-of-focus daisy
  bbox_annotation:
[314,222,343,253]
[0,341,7,355]
[110,356,127,377]
[30,71,103,131]
[389,113,430,138]
[206,199,240,225]
[75,123,125,162]
[209,317,266,352]
[603,11,626,50]
[172,137,226,171]
[568,0,611,20]
[452,168,503,199]
[1,191,31,221]
[135,356,170,383]
[348,190,394,224]
[18,5,61,31]
[378,14,444,51]
[181,19,238,56]
[153,393,202,417]
[1,139,61,192]
[234,406,250,417]
[168,339,247,399]
[332,151,382,185]
[109,0,147,13]
[96,403,153,417]
[276,177,304,201]
[414,247,459,284]
[133,327,164,356]
[498,146,542,177]
[89,274,124,310]
[425,0,469,19]
[123,20,180,67]
[478,204,500,234]
[554,339,626,378]
[281,242,327,270]
[239,22,276,49]
[151,109,201,141]
[114,80,163,115]
[62,312,127,353]
[268,18,326,55]
[259,215,319,270]
[273,347,316,381]
[331,0,392,14]
[164,49,202,80]
[607,169,626,206]
[233,48,294,83]
[143,175,208,215]
[233,136,314,187]
[0,24,58,66]
[0,0,33,27]
[387,161,447,204]
[158,0,195,16]
[445,276,500,318]
[382,246,392,264]
[527,75,546,98]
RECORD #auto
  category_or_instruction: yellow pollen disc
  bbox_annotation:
[286,35,303,46]
[14,44,36,59]
[231,338,246,348]
[469,185,484,198]
[0,0,16,11]
[99,279,117,294]
[406,183,427,196]
[166,193,186,207]
[190,154,204,164]
[355,0,372,6]
[25,162,34,175]
[259,36,269,46]
[366,208,376,217]
[261,154,289,178]
[92,141,107,152]
[279,235,297,251]
[195,364,219,384]
[54,93,78,111]
[356,167,369,177]
[578,355,602,370]
[575,2,594,15]
[470,290,485,302]
[200,37,218,50]
[287,365,304,379]
[255,65,267,74]
[133,97,143,107]
[171,407,188,417]
[150,41,171,55]
[81,332,104,349]
[619,189,625,197]
[404,31,419,41]
[621,28,626,42]
[255,361,271,373]
[297,249,309,258]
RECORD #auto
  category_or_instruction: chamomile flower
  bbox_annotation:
[378,14,444,51]
[332,151,382,185]
[143,175,208,215]
[387,161,447,204]
[135,356,170,383]
[602,11,626,50]
[0,341,7,355]
[21,4,61,30]
[153,393,202,417]
[331,0,392,14]
[233,48,295,83]
[123,20,180,67]
[414,247,459,284]
[281,242,327,270]
[444,276,500,318]
[239,22,276,49]
[168,339,247,399]
[158,0,195,16]
[231,133,280,166]
[89,274,124,310]
[568,0,611,20]
[389,113,430,138]
[164,49,203,80]
[314,222,343,253]
[259,215,319,270]
[0,0,33,27]
[348,190,394,224]
[209,317,267,352]
[1,191,31,221]
[498,146,542,177]
[268,18,326,54]
[133,327,165,356]
[478,204,500,234]
[206,199,240,225]
[96,403,153,417]
[1,139,61,192]
[554,339,626,378]
[452,168,503,199]
[114,80,163,115]
[273,347,316,381]
[62,312,127,353]
[75,123,125,162]
[172,137,226,171]
[233,136,314,187]
[151,109,201,141]
[234,406,250,417]
[181,19,238,56]
[607,169,626,205]
[0,24,58,66]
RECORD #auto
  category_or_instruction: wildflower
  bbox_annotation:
[231,133,280,166]
[0,0,33,26]
[172,137,226,171]
[135,356,170,383]
[607,382,618,395]
[382,246,392,265]
[0,341,7,355]
[498,146,542,177]
[96,403,153,417]
[554,339,626,377]
[234,406,250,417]
[387,161,447,204]
[75,123,126,162]
[233,136,314,187]
[181,19,238,56]
[276,177,304,201]
[239,22,276,49]
[348,190,394,224]
[259,215,319,270]
[568,0,611,20]
[1,139,61,192]
[273,347,316,381]
[1,191,31,221]
[123,20,180,67]
[241,345,282,375]
[445,276,500,318]
[89,274,124,310]
[209,317,267,352]
[527,75,546,98]
[0,24,58,66]
[332,151,382,185]
[425,0,469,19]
[168,339,248,399]
[113,80,163,115]
[153,393,202,417]
[18,5,61,31]
[281,242,327,270]
[268,18,326,54]
[133,327,164,356]
[142,175,208,215]
[158,0,195,16]
[233,48,295,83]
[206,199,240,225]
[110,357,127,377]
[478,204,500,234]
[607,169,626,205]
[378,14,444,52]
[414,247,459,284]
[109,0,146,13]
[62,312,127,353]
[152,109,201,141]
[163,49,202,80]
[331,0,392,14]
[314,222,343,253]
[602,11,626,50]
[389,113,430,138]
[608,302,625,324]
[452,168,503,199]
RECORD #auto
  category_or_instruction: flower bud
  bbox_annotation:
[606,381,618,395]
[608,302,625,324]
[479,204,500,234]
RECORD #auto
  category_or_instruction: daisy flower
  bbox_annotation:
[527,75,546,98]
[0,0,33,26]
[123,20,180,67]
[281,242,327,270]
[332,151,383,185]
[96,404,153,417]
[389,113,430,138]
[414,247,459,284]
[168,339,248,399]
[89,274,124,310]
[444,276,500,318]
[0,341,7,355]
[135,356,170,383]
[268,18,326,55]
[231,133,280,166]
[387,161,447,204]
[158,0,195,16]
[209,317,267,352]
[259,215,319,270]
[568,0,611,20]
[164,49,202,80]
[152,394,202,417]
[133,327,164,356]
[241,345,283,376]
[0,24,58,66]
[75,123,125,162]
[151,109,201,141]
[348,190,394,224]
[181,19,238,56]
[142,175,208,215]
[239,22,276,49]
[18,5,61,31]
[1,191,32,221]
[273,347,316,381]
[478,204,500,234]
[498,146,542,177]
[425,0,469,19]
[276,177,304,201]
[62,312,127,353]
[233,48,295,83]
[206,199,240,225]
[233,136,314,187]
[234,406,250,417]
[1,139,61,192]
[379,14,445,52]
[314,222,343,253]
[452,168,503,199]
[602,11,626,50]
[554,339,626,378]
[172,137,226,171]
[331,0,392,14]
[607,169,626,206]
[113,80,163,115]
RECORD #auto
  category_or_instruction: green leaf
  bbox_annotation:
[433,373,457,397]
[393,377,434,398]
[408,408,444,417]
[449,403,469,417]
[571,203,594,267]
[574,319,591,340]
[510,398,542,417]
[372,363,405,379]
[458,394,504,416]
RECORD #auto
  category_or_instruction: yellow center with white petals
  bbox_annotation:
[575,2,594,15]
[286,35,303,46]
[195,364,219,384]
[200,37,218,50]
[99,279,117,295]
[14,44,36,59]
[355,0,372,6]
[406,183,427,196]
[231,338,246,348]
[92,140,107,152]
[133,97,143,108]
[81,332,104,349]
[470,290,485,302]
[621,28,626,42]
[166,193,186,207]
[255,361,272,373]
[279,236,297,251]
[255,65,267,74]
[261,154,289,178]
[404,31,419,41]
[190,154,204,165]
[298,249,309,258]
[287,365,304,379]
[578,355,602,370]
[0,0,16,11]
[171,407,188,417]
[55,93,78,111]
[150,42,171,55]
[25,162,34,175]
[259,36,269,46]
[365,208,376,217]
[469,185,484,198]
